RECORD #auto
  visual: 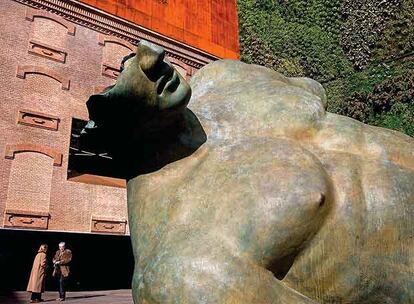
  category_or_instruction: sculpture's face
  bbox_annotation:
[110,40,191,112]
[82,41,194,168]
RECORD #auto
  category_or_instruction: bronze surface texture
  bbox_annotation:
[83,42,414,304]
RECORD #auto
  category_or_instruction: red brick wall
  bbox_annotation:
[1,0,217,235]
[0,1,131,234]
[79,0,240,59]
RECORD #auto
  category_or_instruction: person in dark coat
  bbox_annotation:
[27,244,48,303]
[52,242,72,301]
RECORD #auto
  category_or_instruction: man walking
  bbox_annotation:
[52,242,72,301]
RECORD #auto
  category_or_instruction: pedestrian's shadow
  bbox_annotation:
[42,294,106,302]
[65,294,106,301]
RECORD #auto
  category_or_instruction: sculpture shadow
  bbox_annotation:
[79,93,207,180]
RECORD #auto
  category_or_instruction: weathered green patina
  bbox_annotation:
[82,41,414,303]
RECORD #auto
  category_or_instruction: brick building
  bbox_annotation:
[0,0,239,291]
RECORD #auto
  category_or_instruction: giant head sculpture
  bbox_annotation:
[82,41,414,304]
[82,40,203,176]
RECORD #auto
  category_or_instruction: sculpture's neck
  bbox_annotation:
[119,108,207,180]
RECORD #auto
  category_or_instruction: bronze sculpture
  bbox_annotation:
[82,41,414,303]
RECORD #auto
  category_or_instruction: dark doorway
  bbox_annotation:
[0,228,133,294]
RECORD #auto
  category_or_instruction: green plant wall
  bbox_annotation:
[237,0,414,137]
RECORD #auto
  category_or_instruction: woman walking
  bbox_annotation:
[27,244,48,303]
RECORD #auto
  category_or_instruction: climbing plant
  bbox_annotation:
[237,0,414,137]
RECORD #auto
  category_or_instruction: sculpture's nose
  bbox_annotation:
[136,40,166,76]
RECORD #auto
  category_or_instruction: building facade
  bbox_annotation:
[0,0,239,291]
[0,0,239,235]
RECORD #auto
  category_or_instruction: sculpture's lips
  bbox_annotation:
[156,66,175,94]
[164,71,179,93]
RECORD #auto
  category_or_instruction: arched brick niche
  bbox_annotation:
[98,34,135,52]
[99,34,134,80]
[16,65,70,90]
[90,186,127,234]
[5,143,63,166]
[25,8,76,36]
[4,150,56,229]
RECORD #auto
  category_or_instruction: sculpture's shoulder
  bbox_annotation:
[190,60,414,172]
[189,60,327,142]
[312,112,414,172]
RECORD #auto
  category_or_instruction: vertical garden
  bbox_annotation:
[237,0,414,136]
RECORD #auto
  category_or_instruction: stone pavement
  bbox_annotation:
[0,290,132,304]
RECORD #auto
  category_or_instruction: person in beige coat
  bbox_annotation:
[27,244,48,303]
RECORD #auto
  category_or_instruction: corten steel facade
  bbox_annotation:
[0,0,240,236]
[78,0,240,59]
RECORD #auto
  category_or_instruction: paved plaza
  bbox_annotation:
[0,290,133,304]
